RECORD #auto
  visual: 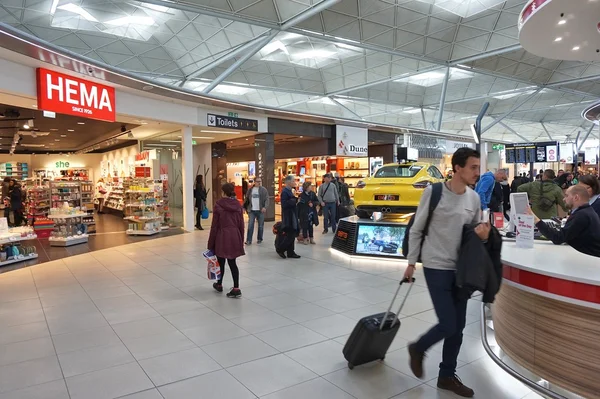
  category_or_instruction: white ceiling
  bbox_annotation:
[2,0,599,144]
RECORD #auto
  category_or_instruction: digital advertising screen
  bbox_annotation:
[536,146,547,162]
[355,224,406,258]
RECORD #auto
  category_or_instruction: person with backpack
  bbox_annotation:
[517,169,567,220]
[208,183,245,298]
[317,173,340,234]
[404,147,489,398]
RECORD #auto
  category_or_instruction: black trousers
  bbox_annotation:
[195,208,202,227]
[217,257,239,288]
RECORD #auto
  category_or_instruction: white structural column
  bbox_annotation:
[181,126,195,232]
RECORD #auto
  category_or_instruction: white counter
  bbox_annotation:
[501,240,600,286]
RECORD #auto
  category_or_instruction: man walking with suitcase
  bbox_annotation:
[404,148,490,398]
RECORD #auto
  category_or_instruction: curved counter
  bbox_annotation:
[494,241,600,399]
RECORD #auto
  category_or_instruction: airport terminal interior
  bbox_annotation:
[0,0,599,398]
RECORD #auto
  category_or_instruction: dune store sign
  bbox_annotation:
[36,68,116,122]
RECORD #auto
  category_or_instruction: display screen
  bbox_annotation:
[505,148,516,163]
[535,146,546,162]
[516,147,527,163]
[355,224,406,257]
[299,166,306,175]
[525,146,536,163]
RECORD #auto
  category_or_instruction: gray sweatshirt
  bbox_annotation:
[407,184,481,270]
[317,182,339,204]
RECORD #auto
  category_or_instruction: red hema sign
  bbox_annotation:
[36,68,116,122]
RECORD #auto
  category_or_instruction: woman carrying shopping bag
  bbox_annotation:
[195,175,208,230]
[208,183,245,298]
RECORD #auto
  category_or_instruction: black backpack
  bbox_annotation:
[402,182,443,260]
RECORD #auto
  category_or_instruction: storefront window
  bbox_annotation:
[139,131,183,227]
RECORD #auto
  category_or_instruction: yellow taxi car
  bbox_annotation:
[353,162,445,219]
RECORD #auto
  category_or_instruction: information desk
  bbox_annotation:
[331,216,408,259]
[494,241,600,399]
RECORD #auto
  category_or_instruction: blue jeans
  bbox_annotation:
[323,202,337,232]
[415,267,468,378]
[247,210,264,242]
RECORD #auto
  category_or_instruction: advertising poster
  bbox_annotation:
[546,145,558,162]
[516,214,534,249]
[355,224,406,257]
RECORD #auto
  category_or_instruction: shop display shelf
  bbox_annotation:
[126,229,159,236]
[47,213,87,219]
[49,235,89,247]
[0,253,38,267]
[0,234,38,245]
[124,216,161,222]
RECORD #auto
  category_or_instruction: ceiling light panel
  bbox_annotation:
[394,68,474,87]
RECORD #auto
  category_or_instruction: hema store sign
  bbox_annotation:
[36,68,116,122]
[336,125,368,157]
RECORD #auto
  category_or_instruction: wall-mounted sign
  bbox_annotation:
[36,68,116,122]
[504,141,558,164]
[207,114,258,131]
[336,125,368,157]
[228,112,238,118]
[492,143,505,151]
[443,140,475,155]
[135,149,157,163]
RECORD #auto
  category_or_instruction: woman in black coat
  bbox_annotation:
[194,175,207,230]
[278,175,300,259]
[297,181,318,245]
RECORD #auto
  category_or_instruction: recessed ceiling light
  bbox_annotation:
[23,124,30,130]
[68,129,74,132]
[60,134,67,137]
[573,46,580,50]
[77,122,85,125]
[555,37,562,42]
[50,128,58,131]
[55,139,60,141]
[558,19,566,25]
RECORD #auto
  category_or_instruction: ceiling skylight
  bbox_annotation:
[105,16,155,26]
[414,0,508,18]
[259,33,362,69]
[394,68,474,87]
[57,3,98,22]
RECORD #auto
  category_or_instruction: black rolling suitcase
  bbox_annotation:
[343,277,415,369]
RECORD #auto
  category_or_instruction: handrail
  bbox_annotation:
[479,303,567,399]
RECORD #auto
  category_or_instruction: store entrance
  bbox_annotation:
[0,103,185,270]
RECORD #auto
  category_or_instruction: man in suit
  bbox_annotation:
[529,185,600,258]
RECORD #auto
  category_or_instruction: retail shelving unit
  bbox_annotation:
[50,182,82,209]
[124,179,161,236]
[340,158,369,199]
[80,181,95,234]
[26,186,51,224]
[0,227,39,267]
[47,213,89,246]
[0,162,28,180]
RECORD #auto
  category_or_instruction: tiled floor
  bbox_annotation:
[0,226,540,399]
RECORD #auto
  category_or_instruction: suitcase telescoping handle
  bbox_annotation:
[380,277,415,331]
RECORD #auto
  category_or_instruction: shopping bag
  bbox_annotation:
[203,250,221,281]
[201,207,209,219]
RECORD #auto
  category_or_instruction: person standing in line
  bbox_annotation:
[474,169,506,211]
[2,177,10,221]
[278,174,301,259]
[194,175,207,230]
[297,181,318,245]
[518,169,567,220]
[244,177,269,245]
[405,148,489,398]
[317,173,340,234]
[208,183,245,298]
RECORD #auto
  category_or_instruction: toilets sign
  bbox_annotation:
[36,68,116,122]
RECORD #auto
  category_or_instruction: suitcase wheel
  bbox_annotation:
[347,362,354,370]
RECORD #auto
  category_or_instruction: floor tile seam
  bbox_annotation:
[250,324,330,352]
[0,320,52,346]
[0,374,66,397]
[53,264,178,396]
[223,353,321,399]
[114,388,166,399]
[28,265,71,399]
[265,375,361,399]
[269,302,338,322]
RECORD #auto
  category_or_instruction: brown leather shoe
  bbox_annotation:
[408,343,425,379]
[437,375,474,397]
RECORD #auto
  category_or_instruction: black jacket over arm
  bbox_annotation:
[456,224,503,303]
[536,204,600,258]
